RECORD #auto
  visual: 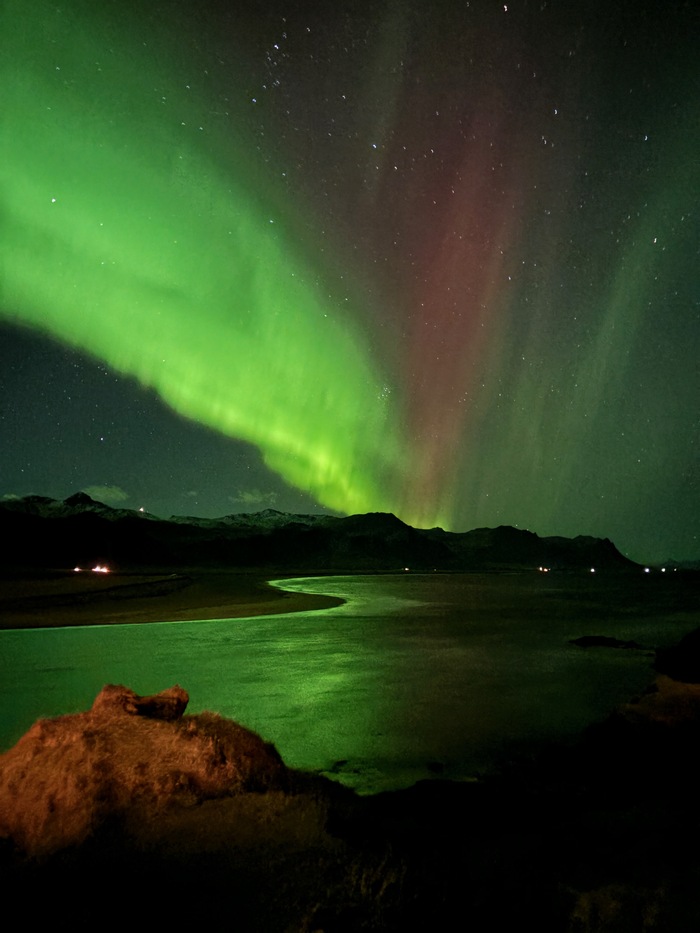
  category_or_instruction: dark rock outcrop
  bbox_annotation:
[570,635,643,649]
[655,626,700,683]
[90,683,189,720]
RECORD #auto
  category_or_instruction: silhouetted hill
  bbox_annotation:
[432,525,636,571]
[0,493,640,572]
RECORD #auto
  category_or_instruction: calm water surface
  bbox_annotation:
[1,573,697,793]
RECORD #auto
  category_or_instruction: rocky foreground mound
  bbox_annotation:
[0,684,289,855]
[0,684,406,930]
[3,671,700,931]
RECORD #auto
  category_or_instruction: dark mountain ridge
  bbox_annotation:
[0,493,640,572]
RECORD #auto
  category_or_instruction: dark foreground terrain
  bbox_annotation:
[3,629,700,932]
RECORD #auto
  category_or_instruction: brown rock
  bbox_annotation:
[91,683,189,720]
[0,684,288,856]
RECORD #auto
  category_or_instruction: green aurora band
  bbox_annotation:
[2,2,698,558]
[0,2,422,523]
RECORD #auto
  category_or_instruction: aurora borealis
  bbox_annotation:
[1,0,698,562]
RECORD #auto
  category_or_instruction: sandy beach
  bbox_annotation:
[0,569,343,629]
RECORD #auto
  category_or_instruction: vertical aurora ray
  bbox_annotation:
[396,102,525,527]
[350,3,699,555]
[446,110,700,553]
[0,0,413,520]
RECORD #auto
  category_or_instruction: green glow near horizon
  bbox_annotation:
[4,2,697,559]
[0,2,426,522]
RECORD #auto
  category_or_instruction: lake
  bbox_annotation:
[1,572,697,793]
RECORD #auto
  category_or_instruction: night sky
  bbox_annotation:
[1,0,698,563]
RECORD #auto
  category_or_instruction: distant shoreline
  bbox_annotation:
[2,565,697,630]
[0,570,344,630]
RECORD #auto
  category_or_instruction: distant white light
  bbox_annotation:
[92,565,110,573]
[73,566,82,572]
[644,567,651,573]
[590,568,595,573]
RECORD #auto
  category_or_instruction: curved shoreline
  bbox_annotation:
[0,570,344,629]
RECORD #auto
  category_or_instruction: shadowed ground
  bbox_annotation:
[2,669,700,930]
